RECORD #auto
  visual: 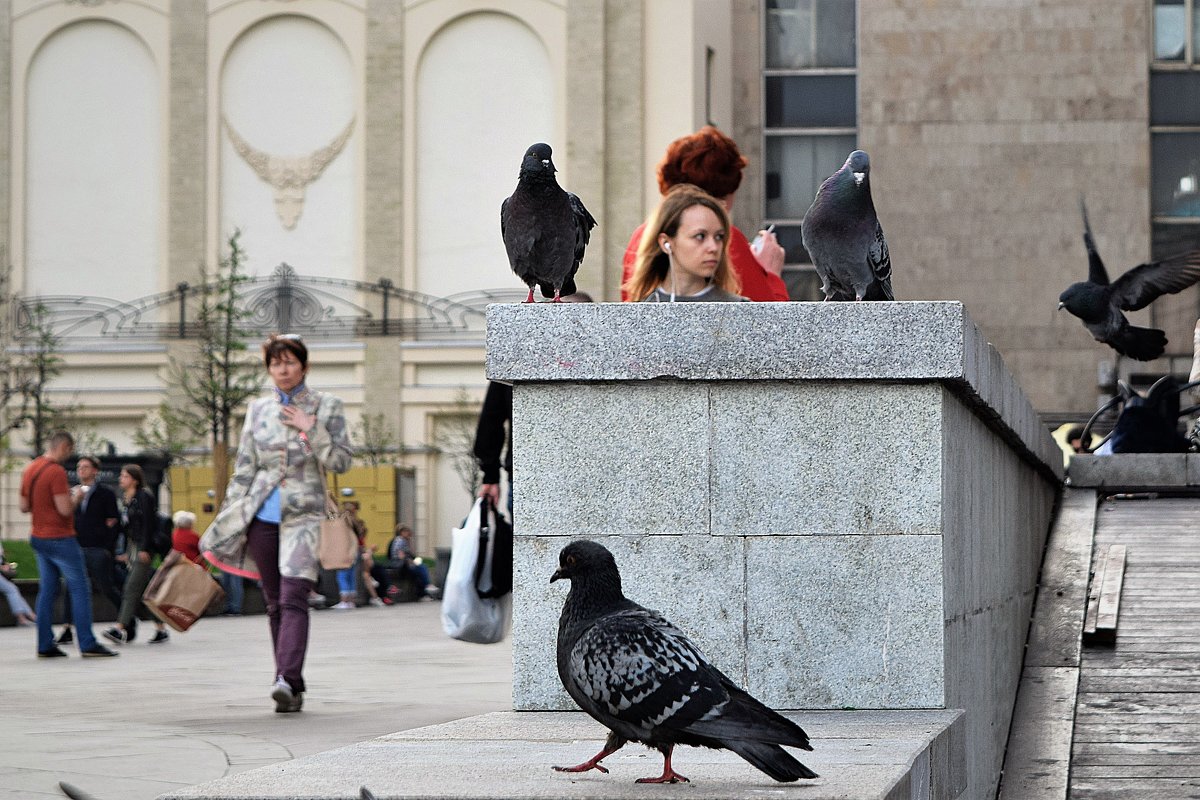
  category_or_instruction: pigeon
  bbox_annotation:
[500,143,597,303]
[1059,200,1200,360]
[550,540,817,784]
[801,149,894,301]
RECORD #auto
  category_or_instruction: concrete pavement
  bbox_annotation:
[0,601,511,800]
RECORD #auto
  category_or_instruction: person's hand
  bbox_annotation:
[137,550,151,565]
[751,229,786,277]
[280,405,316,432]
[479,483,500,506]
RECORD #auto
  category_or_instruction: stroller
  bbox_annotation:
[1080,376,1200,454]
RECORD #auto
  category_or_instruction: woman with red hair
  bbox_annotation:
[621,126,788,302]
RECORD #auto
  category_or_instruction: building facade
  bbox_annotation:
[0,0,1193,544]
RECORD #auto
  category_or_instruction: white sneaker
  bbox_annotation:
[272,677,302,713]
[333,601,356,610]
[369,598,384,607]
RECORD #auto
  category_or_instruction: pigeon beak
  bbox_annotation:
[1057,301,1065,311]
[550,567,566,583]
[853,171,866,186]
[541,159,552,169]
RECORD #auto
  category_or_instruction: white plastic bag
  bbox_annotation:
[441,499,510,644]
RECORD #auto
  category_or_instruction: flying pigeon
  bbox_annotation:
[501,143,597,303]
[801,150,894,301]
[551,540,818,784]
[1059,200,1200,360]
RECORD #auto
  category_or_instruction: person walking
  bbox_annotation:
[104,464,170,645]
[19,431,118,658]
[200,334,353,713]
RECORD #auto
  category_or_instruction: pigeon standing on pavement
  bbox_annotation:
[801,150,894,301]
[550,540,818,784]
[1059,200,1200,360]
[501,143,597,303]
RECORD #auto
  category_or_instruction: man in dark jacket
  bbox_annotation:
[57,456,121,645]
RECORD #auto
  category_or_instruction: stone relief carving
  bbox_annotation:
[223,116,355,229]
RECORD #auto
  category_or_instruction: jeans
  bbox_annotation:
[0,572,32,617]
[219,571,244,614]
[31,536,97,652]
[247,519,313,693]
[335,567,356,596]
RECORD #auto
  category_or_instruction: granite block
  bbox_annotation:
[1188,453,1200,486]
[511,382,709,536]
[512,534,747,711]
[1067,453,1189,488]
[711,383,944,536]
[486,302,1063,482]
[487,301,971,383]
[744,535,945,709]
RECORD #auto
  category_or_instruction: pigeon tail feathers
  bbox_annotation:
[1111,325,1169,361]
[721,739,819,782]
[683,686,813,750]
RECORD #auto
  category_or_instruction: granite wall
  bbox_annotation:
[489,301,1061,799]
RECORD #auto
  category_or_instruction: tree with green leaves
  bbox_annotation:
[0,262,34,448]
[23,301,67,455]
[352,412,398,467]
[166,231,263,503]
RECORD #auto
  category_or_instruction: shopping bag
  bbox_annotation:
[318,494,358,570]
[442,499,509,644]
[142,550,226,632]
[317,469,358,570]
[474,496,513,599]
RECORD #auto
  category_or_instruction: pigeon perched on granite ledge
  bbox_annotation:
[551,540,818,784]
[1058,199,1200,361]
[801,149,894,302]
[501,143,597,303]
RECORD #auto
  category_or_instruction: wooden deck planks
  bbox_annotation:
[1071,496,1200,799]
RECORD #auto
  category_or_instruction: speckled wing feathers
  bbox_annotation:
[567,608,727,737]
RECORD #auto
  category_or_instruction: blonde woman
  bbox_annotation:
[623,184,746,303]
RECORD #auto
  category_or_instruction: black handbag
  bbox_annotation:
[474,496,513,599]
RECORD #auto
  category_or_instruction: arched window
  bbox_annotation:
[26,21,160,298]
[415,12,554,299]
[220,16,356,279]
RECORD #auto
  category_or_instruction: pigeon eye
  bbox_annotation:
[565,555,577,568]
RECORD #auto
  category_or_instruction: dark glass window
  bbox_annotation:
[764,134,856,219]
[1151,1,1200,259]
[764,75,857,128]
[765,0,856,69]
[1150,72,1200,125]
[762,1,856,279]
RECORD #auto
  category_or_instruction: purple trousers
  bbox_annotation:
[247,519,313,693]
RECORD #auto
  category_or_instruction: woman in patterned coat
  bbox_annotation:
[201,334,352,713]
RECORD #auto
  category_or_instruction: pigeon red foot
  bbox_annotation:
[636,747,689,784]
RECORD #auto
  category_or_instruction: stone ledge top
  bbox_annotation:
[486,301,1063,480]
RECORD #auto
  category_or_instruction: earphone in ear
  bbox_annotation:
[663,243,671,253]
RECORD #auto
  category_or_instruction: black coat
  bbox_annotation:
[74,483,120,552]
[473,381,512,484]
[122,489,158,551]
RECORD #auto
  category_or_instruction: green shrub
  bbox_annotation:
[1,540,37,579]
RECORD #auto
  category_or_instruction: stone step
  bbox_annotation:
[160,709,965,800]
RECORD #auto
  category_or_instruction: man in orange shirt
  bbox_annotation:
[20,431,118,658]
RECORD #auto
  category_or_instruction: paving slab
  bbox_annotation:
[161,709,963,800]
[0,601,511,800]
